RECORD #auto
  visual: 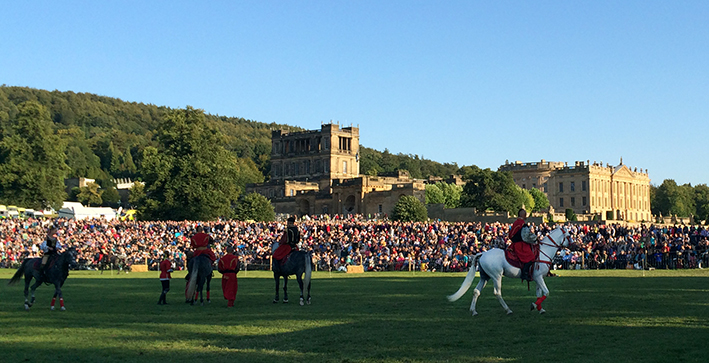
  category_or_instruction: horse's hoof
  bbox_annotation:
[60,306,66,311]
[283,299,289,304]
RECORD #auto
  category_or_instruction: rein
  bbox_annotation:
[536,229,568,266]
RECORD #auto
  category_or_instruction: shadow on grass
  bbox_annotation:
[2,274,709,363]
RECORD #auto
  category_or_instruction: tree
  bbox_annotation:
[234,192,275,222]
[436,182,462,208]
[565,208,577,222]
[529,188,549,212]
[77,182,103,206]
[391,195,428,222]
[460,168,525,214]
[694,184,709,223]
[520,187,535,212]
[653,179,695,218]
[425,184,445,205]
[140,107,243,220]
[101,186,120,208]
[0,101,69,209]
[128,181,146,209]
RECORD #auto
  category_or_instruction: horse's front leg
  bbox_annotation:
[51,282,65,311]
[282,276,289,303]
[273,274,280,303]
[531,275,550,314]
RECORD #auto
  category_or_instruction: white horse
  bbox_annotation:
[448,226,572,315]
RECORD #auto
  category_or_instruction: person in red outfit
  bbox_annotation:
[158,251,173,305]
[509,209,538,281]
[273,216,300,265]
[218,246,240,307]
[191,225,216,262]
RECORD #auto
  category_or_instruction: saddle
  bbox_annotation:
[33,255,58,270]
[504,244,539,269]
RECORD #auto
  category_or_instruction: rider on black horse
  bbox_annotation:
[39,226,61,281]
[273,216,300,267]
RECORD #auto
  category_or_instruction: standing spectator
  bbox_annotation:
[158,251,173,305]
[217,246,239,307]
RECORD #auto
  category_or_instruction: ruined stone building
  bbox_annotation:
[247,124,426,216]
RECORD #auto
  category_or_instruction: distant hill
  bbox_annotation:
[0,86,459,185]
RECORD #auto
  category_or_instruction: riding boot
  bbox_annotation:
[521,262,534,281]
[40,263,48,281]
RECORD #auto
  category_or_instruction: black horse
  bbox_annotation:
[272,250,312,306]
[8,248,78,311]
[185,255,213,306]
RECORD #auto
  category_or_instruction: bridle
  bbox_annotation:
[536,227,572,265]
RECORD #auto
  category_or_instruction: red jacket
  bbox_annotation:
[159,259,172,280]
[191,232,216,261]
[509,218,536,263]
[218,254,239,300]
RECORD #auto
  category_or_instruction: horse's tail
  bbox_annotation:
[304,252,312,290]
[8,259,30,285]
[447,253,482,302]
[186,266,199,300]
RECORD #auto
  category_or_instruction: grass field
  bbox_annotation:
[1,268,709,363]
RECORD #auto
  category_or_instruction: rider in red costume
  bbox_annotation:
[509,209,538,281]
[191,226,216,262]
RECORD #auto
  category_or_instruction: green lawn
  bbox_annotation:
[1,268,709,363]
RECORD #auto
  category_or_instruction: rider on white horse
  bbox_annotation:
[509,209,538,281]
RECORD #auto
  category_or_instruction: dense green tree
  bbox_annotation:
[565,208,578,222]
[520,187,535,212]
[435,182,462,208]
[128,181,145,209]
[391,195,428,222]
[140,107,244,220]
[101,187,120,208]
[0,101,68,209]
[77,182,103,206]
[694,184,709,223]
[234,192,275,222]
[529,188,550,212]
[653,179,695,218]
[425,184,445,205]
[460,168,525,214]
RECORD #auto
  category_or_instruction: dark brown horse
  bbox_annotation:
[8,248,78,311]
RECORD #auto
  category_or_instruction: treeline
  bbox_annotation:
[359,146,459,179]
[0,86,462,216]
[652,180,709,223]
[0,86,286,186]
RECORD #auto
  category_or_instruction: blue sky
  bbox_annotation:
[2,1,708,186]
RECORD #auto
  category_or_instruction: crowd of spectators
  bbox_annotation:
[1,215,708,273]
